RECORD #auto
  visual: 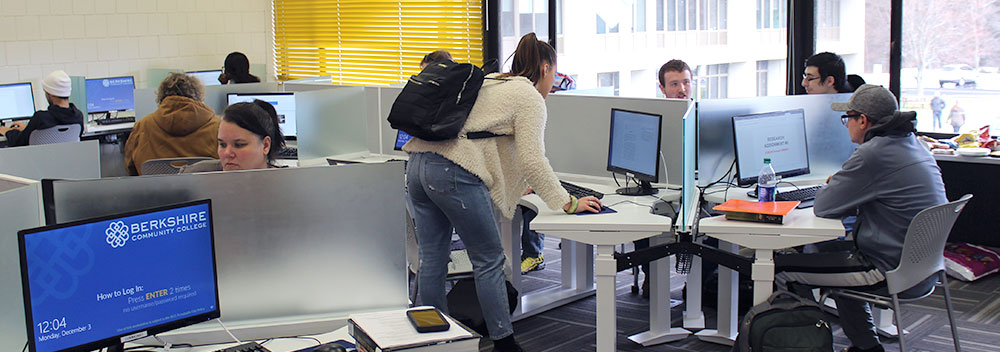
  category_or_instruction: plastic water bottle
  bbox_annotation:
[758,158,777,202]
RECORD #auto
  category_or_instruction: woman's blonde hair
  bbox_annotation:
[156,72,205,103]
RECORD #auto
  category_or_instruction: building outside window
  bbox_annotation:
[697,64,728,99]
[598,71,621,96]
[756,61,768,96]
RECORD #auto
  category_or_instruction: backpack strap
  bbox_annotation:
[466,131,506,139]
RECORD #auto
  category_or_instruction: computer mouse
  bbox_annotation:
[313,343,347,352]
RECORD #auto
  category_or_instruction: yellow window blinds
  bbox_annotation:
[273,0,485,86]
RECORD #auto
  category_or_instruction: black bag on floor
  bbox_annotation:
[733,290,833,352]
[446,278,519,337]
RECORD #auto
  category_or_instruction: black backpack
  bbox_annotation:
[388,60,491,141]
[733,290,834,352]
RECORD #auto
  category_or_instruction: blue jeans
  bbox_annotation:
[519,206,544,258]
[406,152,513,340]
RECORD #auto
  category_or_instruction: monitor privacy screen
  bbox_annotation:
[85,76,136,113]
[19,200,219,352]
[186,70,222,86]
[0,82,36,119]
[732,108,810,185]
[227,93,297,138]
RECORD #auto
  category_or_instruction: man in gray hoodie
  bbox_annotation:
[774,84,947,352]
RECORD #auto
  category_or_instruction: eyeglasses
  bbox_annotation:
[841,113,862,126]
[802,74,820,82]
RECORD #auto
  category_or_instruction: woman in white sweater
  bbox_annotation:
[403,33,602,351]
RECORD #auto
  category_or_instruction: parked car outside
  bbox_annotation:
[939,64,977,88]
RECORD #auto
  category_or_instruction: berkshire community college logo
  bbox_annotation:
[106,221,130,248]
[102,79,110,87]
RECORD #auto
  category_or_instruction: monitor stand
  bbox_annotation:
[616,181,655,196]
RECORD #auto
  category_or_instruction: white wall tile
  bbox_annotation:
[135,0,153,13]
[0,67,20,84]
[15,16,41,41]
[49,0,72,15]
[187,13,207,34]
[25,0,51,15]
[158,35,178,57]
[127,14,148,36]
[72,0,94,14]
[86,61,109,77]
[105,14,127,36]
[137,36,158,59]
[63,62,88,77]
[146,14,167,35]
[74,39,98,61]
[18,66,42,82]
[205,15,224,33]
[168,13,188,34]
[115,0,135,13]
[117,37,138,59]
[85,15,108,38]
[177,34,198,56]
[107,60,130,76]
[0,44,6,67]
[195,0,212,12]
[39,16,66,40]
[62,15,86,39]
[6,42,31,65]
[97,38,118,60]
[93,0,114,14]
[51,40,77,63]
[1,0,28,16]
[156,0,176,12]
[0,17,17,41]
[224,14,241,33]
[29,41,54,64]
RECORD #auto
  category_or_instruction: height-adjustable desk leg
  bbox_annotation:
[594,244,618,352]
[629,233,691,346]
[696,240,739,345]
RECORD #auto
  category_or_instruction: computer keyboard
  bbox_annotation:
[560,180,604,199]
[276,146,298,159]
[775,185,823,202]
[95,116,136,125]
[213,341,271,352]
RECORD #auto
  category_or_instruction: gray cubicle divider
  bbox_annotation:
[373,86,405,156]
[697,93,856,185]
[0,184,44,348]
[294,86,370,160]
[42,164,408,344]
[134,87,157,121]
[203,82,280,114]
[0,140,101,180]
[543,94,690,185]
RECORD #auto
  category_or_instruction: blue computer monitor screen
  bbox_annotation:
[607,108,662,181]
[86,76,136,113]
[186,70,222,86]
[19,200,220,352]
[227,93,296,138]
[0,82,36,119]
[394,130,412,150]
[732,108,810,185]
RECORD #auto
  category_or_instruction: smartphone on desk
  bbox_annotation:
[406,307,450,333]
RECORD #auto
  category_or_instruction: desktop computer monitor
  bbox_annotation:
[0,82,36,119]
[85,76,136,114]
[185,70,222,86]
[18,199,220,352]
[394,130,413,150]
[607,108,662,196]
[732,108,810,185]
[227,93,297,139]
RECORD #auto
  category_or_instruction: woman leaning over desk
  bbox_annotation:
[181,100,285,173]
[401,32,602,352]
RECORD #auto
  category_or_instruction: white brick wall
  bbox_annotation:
[1,0,273,108]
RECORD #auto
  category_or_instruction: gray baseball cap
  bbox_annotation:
[830,84,898,121]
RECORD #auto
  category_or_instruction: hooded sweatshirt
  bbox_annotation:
[124,96,220,175]
[4,103,84,147]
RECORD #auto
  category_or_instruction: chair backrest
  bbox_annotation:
[886,194,973,294]
[140,157,215,175]
[28,124,81,145]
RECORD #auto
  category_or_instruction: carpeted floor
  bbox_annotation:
[470,236,1000,352]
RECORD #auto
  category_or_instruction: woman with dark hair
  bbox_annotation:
[218,52,261,84]
[182,100,284,173]
[124,72,219,175]
[402,33,601,352]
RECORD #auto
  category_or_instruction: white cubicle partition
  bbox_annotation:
[372,87,407,156]
[0,140,101,180]
[697,93,856,185]
[134,87,157,120]
[41,164,408,344]
[544,94,690,185]
[0,184,45,348]
[294,86,370,160]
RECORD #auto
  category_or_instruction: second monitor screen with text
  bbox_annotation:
[732,109,809,184]
[227,93,296,138]
[608,108,662,179]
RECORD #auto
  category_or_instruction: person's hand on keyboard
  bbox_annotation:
[565,195,602,213]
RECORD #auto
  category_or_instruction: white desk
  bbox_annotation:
[695,209,844,345]
[520,181,681,352]
[83,121,135,136]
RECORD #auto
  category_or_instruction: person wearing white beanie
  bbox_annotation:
[1,70,84,147]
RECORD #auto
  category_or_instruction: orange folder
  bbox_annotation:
[712,199,800,216]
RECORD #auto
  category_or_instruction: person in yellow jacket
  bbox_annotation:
[124,73,220,175]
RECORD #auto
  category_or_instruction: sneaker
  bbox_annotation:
[520,255,545,274]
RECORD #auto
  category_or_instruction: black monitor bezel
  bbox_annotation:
[0,82,37,119]
[731,108,811,186]
[84,76,136,114]
[226,92,297,140]
[606,108,663,183]
[18,199,220,352]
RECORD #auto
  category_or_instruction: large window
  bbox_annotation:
[272,0,483,85]
[697,63,728,99]
[756,61,768,96]
[900,0,1000,133]
[499,0,549,72]
[757,0,786,29]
